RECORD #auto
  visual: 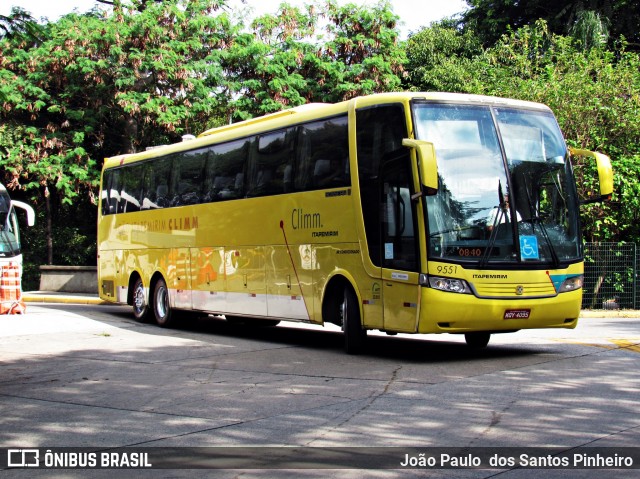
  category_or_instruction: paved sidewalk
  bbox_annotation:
[2,300,639,478]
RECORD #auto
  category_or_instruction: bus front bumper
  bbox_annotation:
[417,288,582,334]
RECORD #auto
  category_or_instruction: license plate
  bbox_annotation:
[504,309,531,319]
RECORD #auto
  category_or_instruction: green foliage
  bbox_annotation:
[0,6,43,41]
[322,0,404,100]
[1,0,234,186]
[404,22,482,92]
[570,10,610,50]
[225,0,405,119]
[462,0,640,49]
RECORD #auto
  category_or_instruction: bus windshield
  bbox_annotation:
[0,217,20,257]
[413,102,580,266]
[0,191,21,258]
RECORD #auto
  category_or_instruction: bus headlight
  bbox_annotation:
[426,276,471,294]
[558,275,584,293]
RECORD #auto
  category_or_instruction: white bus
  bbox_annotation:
[0,182,35,271]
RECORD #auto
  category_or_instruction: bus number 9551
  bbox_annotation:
[436,265,458,275]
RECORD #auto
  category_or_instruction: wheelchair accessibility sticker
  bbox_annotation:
[520,235,539,260]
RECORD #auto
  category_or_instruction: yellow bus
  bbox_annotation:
[98,92,613,353]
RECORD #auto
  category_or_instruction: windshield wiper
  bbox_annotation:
[480,181,507,268]
[522,180,560,267]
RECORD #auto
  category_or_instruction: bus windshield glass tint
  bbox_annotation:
[413,102,580,265]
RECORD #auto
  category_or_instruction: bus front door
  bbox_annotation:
[380,160,421,333]
[382,270,420,333]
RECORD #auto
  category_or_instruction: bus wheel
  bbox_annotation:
[465,332,490,348]
[132,277,149,322]
[341,286,366,354]
[153,277,174,327]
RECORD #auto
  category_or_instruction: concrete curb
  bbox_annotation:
[579,309,639,318]
[22,292,110,305]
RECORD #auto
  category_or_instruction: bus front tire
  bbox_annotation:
[465,332,491,348]
[153,278,174,327]
[341,286,366,354]
[132,277,149,322]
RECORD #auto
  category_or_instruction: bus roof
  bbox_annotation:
[198,103,334,138]
[103,92,552,169]
[349,91,552,111]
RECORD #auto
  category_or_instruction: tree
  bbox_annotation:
[223,2,320,119]
[404,22,482,92]
[0,6,42,41]
[0,0,235,265]
[569,10,610,50]
[321,0,405,100]
[461,0,639,49]
[224,0,405,119]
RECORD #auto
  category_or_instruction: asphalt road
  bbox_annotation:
[1,303,639,478]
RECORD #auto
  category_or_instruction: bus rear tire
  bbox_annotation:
[132,277,150,322]
[153,277,174,327]
[341,286,366,354]
[465,332,490,348]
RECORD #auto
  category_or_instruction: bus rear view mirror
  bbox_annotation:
[12,200,36,226]
[402,139,438,196]
[569,147,614,204]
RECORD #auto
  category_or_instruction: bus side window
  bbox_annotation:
[173,148,207,206]
[203,146,221,202]
[297,115,349,192]
[101,170,116,215]
[210,139,249,200]
[120,165,143,213]
[107,170,121,215]
[251,127,296,197]
[140,163,154,210]
[100,172,108,215]
[166,155,181,206]
[1,209,21,254]
[141,156,172,209]
[296,128,313,191]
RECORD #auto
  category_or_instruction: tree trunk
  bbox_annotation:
[123,115,138,154]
